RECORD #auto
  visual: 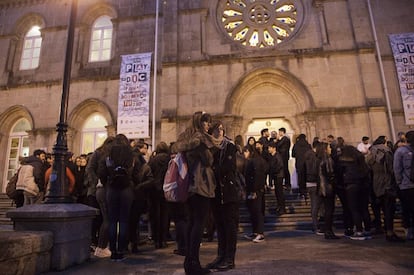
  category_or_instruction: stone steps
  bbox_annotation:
[0,191,405,233]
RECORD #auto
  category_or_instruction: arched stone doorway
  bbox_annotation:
[0,106,34,192]
[225,67,314,138]
[225,68,314,189]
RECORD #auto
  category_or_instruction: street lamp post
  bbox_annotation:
[44,0,78,203]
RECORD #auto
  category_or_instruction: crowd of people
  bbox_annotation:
[11,111,414,274]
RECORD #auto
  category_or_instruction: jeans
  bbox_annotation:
[246,191,264,234]
[212,201,239,262]
[399,188,414,229]
[346,183,371,232]
[106,185,133,254]
[308,186,323,231]
[168,201,189,253]
[185,194,210,263]
[96,187,109,249]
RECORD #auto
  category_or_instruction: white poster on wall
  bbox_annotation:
[389,33,414,125]
[118,52,152,138]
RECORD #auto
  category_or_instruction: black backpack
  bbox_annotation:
[106,144,133,188]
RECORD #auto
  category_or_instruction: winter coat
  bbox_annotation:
[393,145,414,190]
[303,150,320,183]
[337,146,369,186]
[173,115,217,198]
[212,137,240,204]
[366,144,395,197]
[148,152,170,193]
[268,152,284,179]
[15,155,45,195]
[292,138,312,169]
[276,135,291,161]
[245,154,268,194]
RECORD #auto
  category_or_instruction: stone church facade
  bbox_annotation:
[0,0,413,191]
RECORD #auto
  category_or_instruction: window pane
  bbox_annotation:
[10,138,19,148]
[24,39,33,49]
[93,30,102,40]
[33,48,41,58]
[22,50,31,59]
[91,40,101,51]
[20,60,30,70]
[102,39,111,49]
[103,29,112,39]
[101,50,110,60]
[32,57,39,68]
[82,132,94,154]
[9,148,18,158]
[90,51,99,61]
[34,37,42,48]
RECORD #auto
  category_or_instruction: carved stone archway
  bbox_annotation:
[225,67,315,138]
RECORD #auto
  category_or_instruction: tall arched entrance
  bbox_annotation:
[226,68,314,137]
[226,68,314,189]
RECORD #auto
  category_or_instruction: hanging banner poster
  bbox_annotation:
[389,33,414,125]
[118,52,152,138]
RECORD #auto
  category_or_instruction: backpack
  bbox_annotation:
[106,144,133,188]
[163,152,190,202]
[6,169,20,200]
[372,147,394,174]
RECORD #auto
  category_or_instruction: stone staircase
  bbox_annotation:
[0,191,404,233]
[0,193,14,229]
[238,190,404,233]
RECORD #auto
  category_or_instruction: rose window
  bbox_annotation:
[217,0,302,48]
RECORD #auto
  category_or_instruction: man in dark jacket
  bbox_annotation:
[276,128,291,191]
[268,142,285,214]
[292,134,312,197]
[206,122,240,271]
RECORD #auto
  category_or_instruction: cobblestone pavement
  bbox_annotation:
[45,230,414,275]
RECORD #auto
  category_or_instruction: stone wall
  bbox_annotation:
[0,230,53,275]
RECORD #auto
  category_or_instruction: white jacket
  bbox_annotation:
[16,164,39,195]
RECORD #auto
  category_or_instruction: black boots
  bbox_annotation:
[184,258,211,275]
[205,256,235,271]
[205,256,224,269]
[216,259,235,271]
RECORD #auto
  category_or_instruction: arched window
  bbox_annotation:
[20,26,42,70]
[81,113,108,154]
[89,16,113,62]
[4,119,31,183]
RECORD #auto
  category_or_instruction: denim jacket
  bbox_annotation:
[393,145,414,190]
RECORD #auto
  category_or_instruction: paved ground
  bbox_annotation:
[44,230,414,275]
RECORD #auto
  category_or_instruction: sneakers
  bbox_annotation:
[315,229,325,236]
[253,234,265,243]
[364,231,372,240]
[344,228,354,238]
[243,233,257,240]
[94,247,111,258]
[110,252,126,262]
[350,231,366,241]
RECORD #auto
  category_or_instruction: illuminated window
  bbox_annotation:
[81,113,108,154]
[20,26,42,70]
[89,16,113,62]
[4,119,30,186]
[217,0,302,48]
